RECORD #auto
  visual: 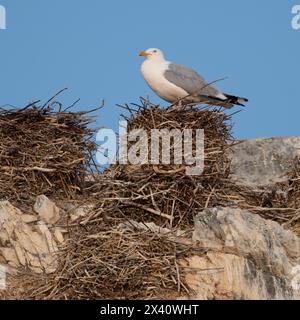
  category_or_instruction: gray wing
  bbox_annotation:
[164,63,221,97]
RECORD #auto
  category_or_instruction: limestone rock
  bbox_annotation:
[53,228,64,244]
[20,214,38,224]
[183,207,300,300]
[36,221,58,254]
[34,195,60,224]
[182,253,295,300]
[0,201,58,274]
[0,248,19,268]
[229,137,300,187]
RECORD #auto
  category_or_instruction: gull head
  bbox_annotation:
[139,48,165,62]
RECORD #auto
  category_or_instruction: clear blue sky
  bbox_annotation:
[0,0,299,139]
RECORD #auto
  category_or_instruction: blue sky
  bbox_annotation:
[0,0,299,139]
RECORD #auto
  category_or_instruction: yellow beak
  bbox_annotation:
[139,51,149,57]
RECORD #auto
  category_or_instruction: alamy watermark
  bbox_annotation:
[96,120,205,176]
[0,5,6,30]
[291,265,300,291]
[0,265,6,289]
[292,5,300,30]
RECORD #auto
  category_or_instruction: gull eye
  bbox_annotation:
[153,50,157,53]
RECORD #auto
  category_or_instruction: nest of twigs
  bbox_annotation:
[24,225,203,300]
[97,99,235,228]
[285,157,300,209]
[0,98,98,205]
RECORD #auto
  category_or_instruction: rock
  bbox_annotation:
[229,137,300,187]
[0,201,58,274]
[182,253,295,300]
[36,221,58,254]
[14,242,26,266]
[53,228,64,244]
[183,207,300,300]
[0,248,19,268]
[34,195,60,224]
[20,214,38,224]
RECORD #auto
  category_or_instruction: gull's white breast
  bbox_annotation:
[141,60,188,102]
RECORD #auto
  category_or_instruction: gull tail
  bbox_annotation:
[223,93,248,107]
[191,93,248,108]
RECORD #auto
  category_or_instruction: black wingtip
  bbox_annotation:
[224,94,248,106]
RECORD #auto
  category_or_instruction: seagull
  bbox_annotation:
[139,48,248,108]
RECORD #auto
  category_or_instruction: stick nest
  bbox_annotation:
[0,102,97,204]
[100,100,235,228]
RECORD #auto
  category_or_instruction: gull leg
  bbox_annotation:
[176,99,183,111]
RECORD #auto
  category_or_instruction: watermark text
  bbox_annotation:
[0,265,6,289]
[0,5,6,30]
[291,265,300,290]
[292,5,300,30]
[96,121,205,176]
